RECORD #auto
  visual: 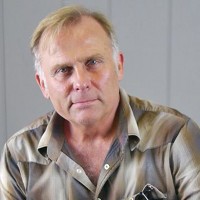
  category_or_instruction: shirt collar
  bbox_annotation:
[119,87,140,151]
[38,88,140,159]
[38,111,65,161]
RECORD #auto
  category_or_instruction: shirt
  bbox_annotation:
[1,88,200,200]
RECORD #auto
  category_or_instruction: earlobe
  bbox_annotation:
[117,53,124,81]
[35,73,50,99]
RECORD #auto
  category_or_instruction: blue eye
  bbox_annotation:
[86,59,97,66]
[56,66,73,75]
[86,58,103,70]
[60,68,68,73]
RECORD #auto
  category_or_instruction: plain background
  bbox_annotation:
[0,0,200,152]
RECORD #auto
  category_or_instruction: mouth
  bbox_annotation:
[71,99,98,109]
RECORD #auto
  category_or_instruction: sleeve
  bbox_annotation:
[171,119,200,199]
[0,143,26,200]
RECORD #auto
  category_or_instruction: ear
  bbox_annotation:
[117,52,124,81]
[35,72,50,99]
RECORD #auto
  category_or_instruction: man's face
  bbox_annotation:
[36,16,124,127]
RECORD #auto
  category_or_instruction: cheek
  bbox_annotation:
[47,79,70,97]
[102,70,119,85]
[95,71,111,90]
[96,70,120,96]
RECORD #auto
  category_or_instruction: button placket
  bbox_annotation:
[76,168,82,174]
[104,164,110,170]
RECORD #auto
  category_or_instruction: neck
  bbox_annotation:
[65,106,120,144]
[64,106,120,186]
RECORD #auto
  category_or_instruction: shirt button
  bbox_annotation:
[76,168,82,174]
[104,164,110,170]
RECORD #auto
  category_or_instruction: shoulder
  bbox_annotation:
[128,95,193,149]
[128,94,189,125]
[4,111,54,162]
[129,95,188,120]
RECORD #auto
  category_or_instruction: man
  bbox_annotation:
[1,5,200,200]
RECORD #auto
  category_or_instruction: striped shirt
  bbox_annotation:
[1,88,200,199]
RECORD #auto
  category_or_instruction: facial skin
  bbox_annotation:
[36,16,124,131]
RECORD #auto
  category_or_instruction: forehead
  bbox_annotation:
[39,16,111,54]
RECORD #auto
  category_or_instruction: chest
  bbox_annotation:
[24,141,174,199]
[72,143,111,185]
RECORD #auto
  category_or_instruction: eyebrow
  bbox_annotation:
[52,53,104,67]
[50,52,106,75]
[78,53,104,62]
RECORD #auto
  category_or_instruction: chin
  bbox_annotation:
[79,119,95,126]
[75,115,98,126]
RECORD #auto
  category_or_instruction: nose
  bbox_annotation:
[73,65,91,91]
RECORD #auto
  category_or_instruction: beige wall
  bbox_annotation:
[0,0,200,151]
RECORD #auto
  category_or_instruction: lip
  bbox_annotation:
[72,99,98,109]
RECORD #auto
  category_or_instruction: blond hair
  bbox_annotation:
[30,5,119,74]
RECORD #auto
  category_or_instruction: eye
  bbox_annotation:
[86,59,97,66]
[85,58,102,69]
[56,66,73,76]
